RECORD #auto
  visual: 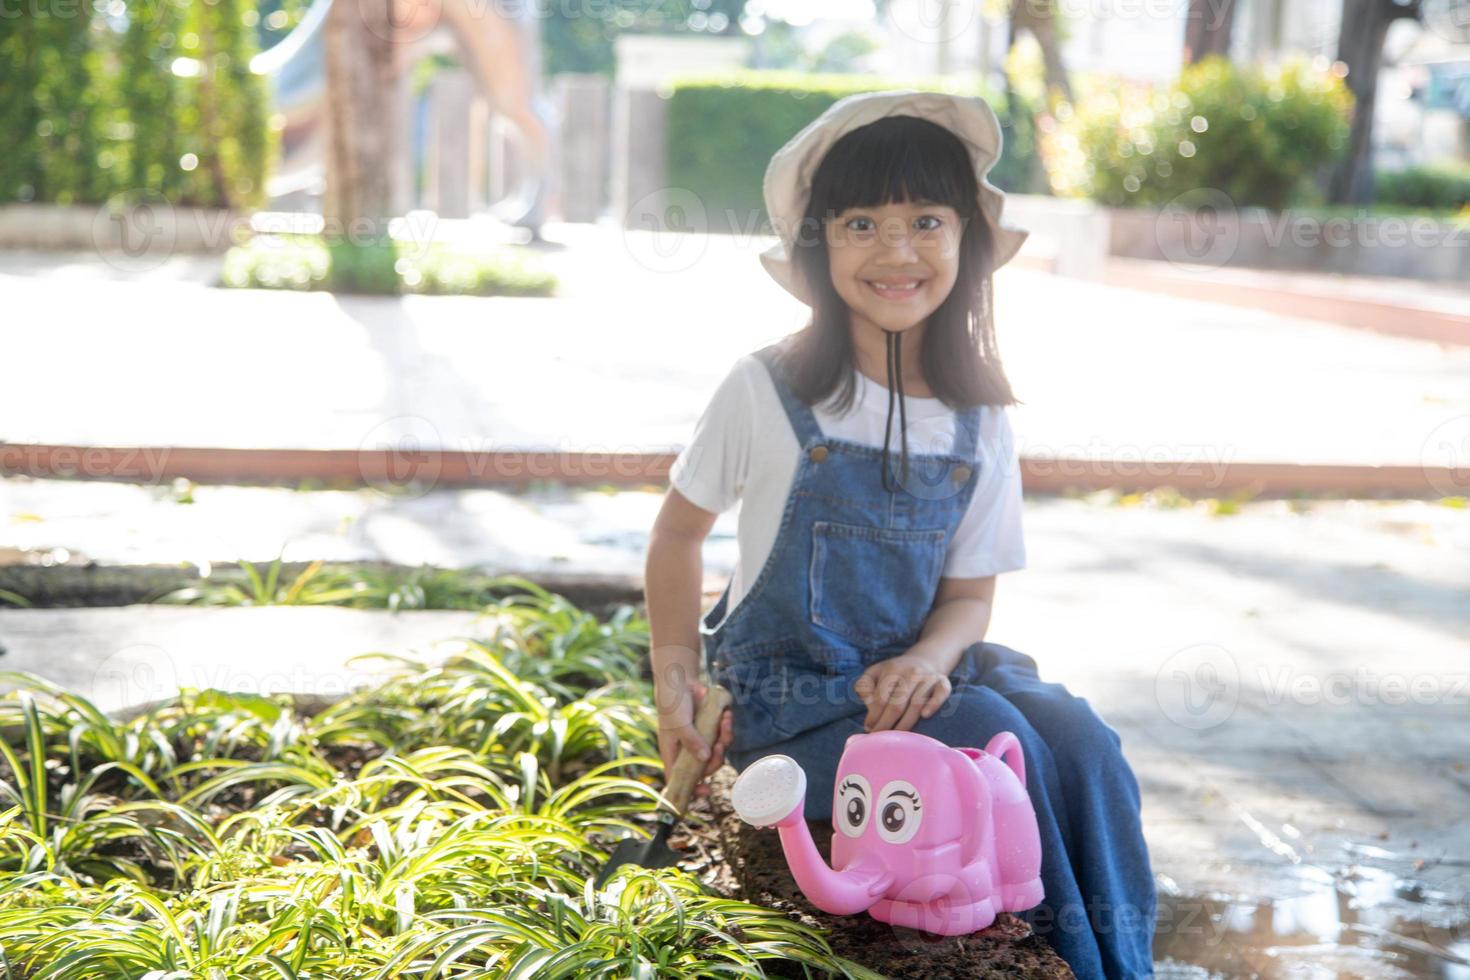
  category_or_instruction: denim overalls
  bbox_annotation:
[700,343,1158,980]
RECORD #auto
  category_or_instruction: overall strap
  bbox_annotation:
[753,343,825,446]
[951,403,983,460]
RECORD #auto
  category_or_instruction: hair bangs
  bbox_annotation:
[807,115,979,224]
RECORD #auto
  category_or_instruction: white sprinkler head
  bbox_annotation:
[732,754,807,828]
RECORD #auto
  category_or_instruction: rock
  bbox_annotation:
[670,768,1075,980]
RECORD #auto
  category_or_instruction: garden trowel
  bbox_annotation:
[595,683,733,887]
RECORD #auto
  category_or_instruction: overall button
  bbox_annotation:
[951,464,972,483]
[809,444,829,463]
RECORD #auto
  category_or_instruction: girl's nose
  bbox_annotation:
[873,238,920,264]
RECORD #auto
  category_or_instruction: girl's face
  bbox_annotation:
[824,198,963,337]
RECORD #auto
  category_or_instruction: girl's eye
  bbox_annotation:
[842,215,942,235]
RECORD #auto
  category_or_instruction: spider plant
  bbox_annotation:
[0,690,217,885]
[311,647,657,785]
[0,585,887,979]
[304,565,521,612]
[474,576,649,696]
[155,555,362,607]
[153,559,594,615]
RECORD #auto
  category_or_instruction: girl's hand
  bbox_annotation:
[854,651,953,733]
[655,673,735,799]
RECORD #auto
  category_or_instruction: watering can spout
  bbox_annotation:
[731,754,893,915]
[778,821,894,915]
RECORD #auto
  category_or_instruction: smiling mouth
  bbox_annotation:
[864,278,926,301]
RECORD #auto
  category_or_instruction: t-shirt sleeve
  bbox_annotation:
[667,357,754,515]
[943,405,1027,578]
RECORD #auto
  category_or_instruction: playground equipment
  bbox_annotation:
[732,729,1045,936]
[250,0,553,228]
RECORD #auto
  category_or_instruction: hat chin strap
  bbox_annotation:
[880,329,909,493]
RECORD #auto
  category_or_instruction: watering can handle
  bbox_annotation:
[663,683,733,816]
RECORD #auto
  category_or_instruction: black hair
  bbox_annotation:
[775,113,1020,413]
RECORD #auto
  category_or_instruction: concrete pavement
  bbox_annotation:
[4,226,1470,479]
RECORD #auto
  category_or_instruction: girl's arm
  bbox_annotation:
[908,575,997,674]
[646,487,734,797]
[856,575,997,732]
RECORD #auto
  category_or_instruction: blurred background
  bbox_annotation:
[2,0,1470,975]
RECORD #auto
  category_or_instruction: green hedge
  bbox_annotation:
[1049,55,1353,211]
[1375,163,1470,212]
[221,235,560,296]
[0,5,105,206]
[0,0,272,209]
[663,71,1039,234]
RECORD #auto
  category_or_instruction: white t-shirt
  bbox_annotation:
[670,352,1026,618]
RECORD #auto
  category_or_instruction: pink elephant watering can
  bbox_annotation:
[731,729,1044,936]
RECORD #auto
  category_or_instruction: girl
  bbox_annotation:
[644,90,1157,980]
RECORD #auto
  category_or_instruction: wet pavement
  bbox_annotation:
[1154,860,1470,978]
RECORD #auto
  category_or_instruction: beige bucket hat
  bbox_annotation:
[759,89,1030,306]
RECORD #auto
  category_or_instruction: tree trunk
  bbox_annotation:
[1183,0,1237,64]
[1010,0,1072,104]
[1329,0,1421,205]
[323,0,401,230]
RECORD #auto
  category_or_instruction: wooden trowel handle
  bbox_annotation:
[662,683,733,816]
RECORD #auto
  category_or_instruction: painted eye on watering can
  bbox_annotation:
[875,779,922,844]
[836,773,872,838]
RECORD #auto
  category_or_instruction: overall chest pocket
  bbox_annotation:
[808,520,948,649]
